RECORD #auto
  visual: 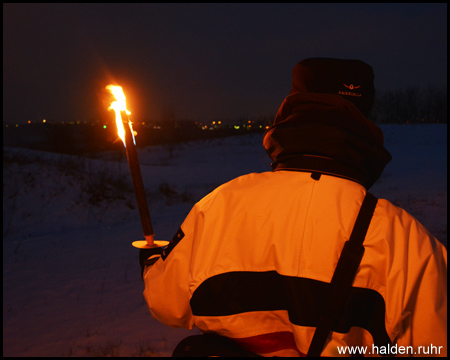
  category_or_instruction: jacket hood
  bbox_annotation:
[263,92,392,189]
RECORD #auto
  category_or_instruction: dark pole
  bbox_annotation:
[120,110,154,243]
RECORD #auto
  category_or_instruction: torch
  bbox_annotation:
[106,85,168,250]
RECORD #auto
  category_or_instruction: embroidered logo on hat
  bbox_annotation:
[339,83,362,97]
[343,84,360,90]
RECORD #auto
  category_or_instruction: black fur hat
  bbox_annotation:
[291,58,375,117]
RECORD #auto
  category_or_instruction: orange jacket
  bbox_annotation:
[143,171,447,356]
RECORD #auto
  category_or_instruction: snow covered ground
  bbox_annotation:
[3,124,447,356]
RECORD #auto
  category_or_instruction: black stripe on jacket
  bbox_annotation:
[190,271,392,348]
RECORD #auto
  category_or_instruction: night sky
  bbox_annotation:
[3,3,447,125]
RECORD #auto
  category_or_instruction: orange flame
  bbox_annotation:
[106,84,134,146]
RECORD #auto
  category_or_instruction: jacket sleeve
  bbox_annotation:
[384,203,447,356]
[141,205,199,329]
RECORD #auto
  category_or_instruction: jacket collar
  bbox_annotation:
[263,92,392,189]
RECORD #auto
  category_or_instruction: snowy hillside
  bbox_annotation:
[3,124,447,356]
